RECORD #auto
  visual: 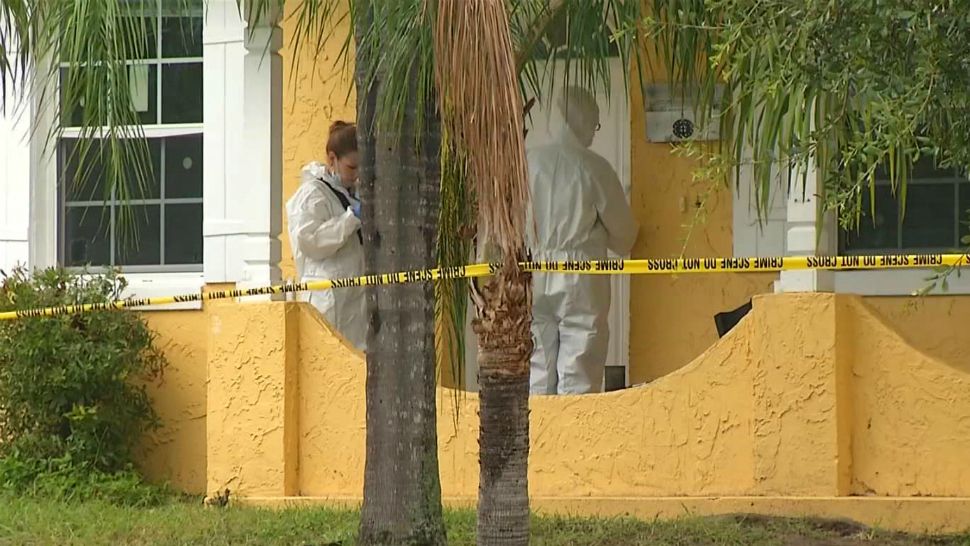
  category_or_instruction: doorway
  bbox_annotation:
[462,56,632,392]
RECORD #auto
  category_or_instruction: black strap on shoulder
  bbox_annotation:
[320,178,363,245]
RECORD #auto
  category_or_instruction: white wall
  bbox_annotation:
[0,49,31,275]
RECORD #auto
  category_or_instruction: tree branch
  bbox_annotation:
[513,0,567,76]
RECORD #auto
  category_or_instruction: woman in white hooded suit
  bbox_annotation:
[286,121,367,351]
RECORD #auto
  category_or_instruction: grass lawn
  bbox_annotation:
[1,496,969,545]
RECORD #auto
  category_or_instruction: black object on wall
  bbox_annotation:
[714,299,753,338]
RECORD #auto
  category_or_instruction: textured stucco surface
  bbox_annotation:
[296,307,366,496]
[243,295,970,501]
[205,302,299,497]
[293,299,760,499]
[138,294,970,532]
[851,298,970,496]
[292,295,865,500]
[865,296,970,376]
[747,296,848,496]
[138,311,208,494]
[623,53,779,383]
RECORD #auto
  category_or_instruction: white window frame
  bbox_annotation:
[732,160,970,296]
[25,2,222,310]
[58,3,204,271]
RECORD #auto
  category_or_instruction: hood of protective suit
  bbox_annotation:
[301,161,337,187]
[301,160,327,182]
[555,86,600,148]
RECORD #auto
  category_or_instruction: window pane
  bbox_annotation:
[115,205,161,265]
[164,135,203,198]
[120,13,158,60]
[121,138,163,200]
[875,155,959,181]
[959,183,970,244]
[901,184,956,249]
[62,139,108,202]
[161,1,203,59]
[60,66,158,127]
[59,67,91,127]
[912,156,960,180]
[161,63,202,124]
[64,207,112,267]
[62,139,162,202]
[165,204,203,265]
[842,185,898,252]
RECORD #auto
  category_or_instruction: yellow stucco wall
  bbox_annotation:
[865,296,970,376]
[850,297,970,496]
[190,294,970,533]
[204,301,301,497]
[139,297,970,496]
[628,76,777,382]
[137,310,208,494]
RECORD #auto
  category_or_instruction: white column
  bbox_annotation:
[0,97,30,273]
[28,78,59,271]
[0,38,32,273]
[202,0,247,283]
[238,1,283,289]
[778,158,836,292]
[203,0,282,290]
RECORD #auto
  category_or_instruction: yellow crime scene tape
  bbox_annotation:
[1,253,967,321]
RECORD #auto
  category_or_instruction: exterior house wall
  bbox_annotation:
[137,311,209,494]
[5,5,970,533]
[193,294,970,533]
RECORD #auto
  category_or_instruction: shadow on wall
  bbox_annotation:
[864,295,970,376]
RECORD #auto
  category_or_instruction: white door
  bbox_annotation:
[462,57,632,392]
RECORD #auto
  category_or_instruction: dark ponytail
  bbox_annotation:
[326,121,357,159]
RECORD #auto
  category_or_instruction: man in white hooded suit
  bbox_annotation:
[527,86,639,395]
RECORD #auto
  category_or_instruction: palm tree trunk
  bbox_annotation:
[473,261,533,546]
[355,3,446,545]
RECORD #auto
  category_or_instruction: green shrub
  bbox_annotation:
[0,267,166,482]
[0,453,173,506]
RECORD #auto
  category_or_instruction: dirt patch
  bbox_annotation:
[723,513,963,546]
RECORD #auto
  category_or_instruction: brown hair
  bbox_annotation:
[326,121,357,158]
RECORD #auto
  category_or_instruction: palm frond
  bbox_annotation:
[434,0,643,387]
[513,0,643,111]
[650,0,970,229]
[1,1,200,251]
[434,132,472,403]
[436,0,529,258]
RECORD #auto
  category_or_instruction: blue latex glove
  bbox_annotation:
[351,202,362,218]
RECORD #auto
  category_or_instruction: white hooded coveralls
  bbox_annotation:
[527,88,638,395]
[286,162,367,351]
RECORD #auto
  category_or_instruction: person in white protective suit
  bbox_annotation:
[286,121,367,351]
[527,86,639,395]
